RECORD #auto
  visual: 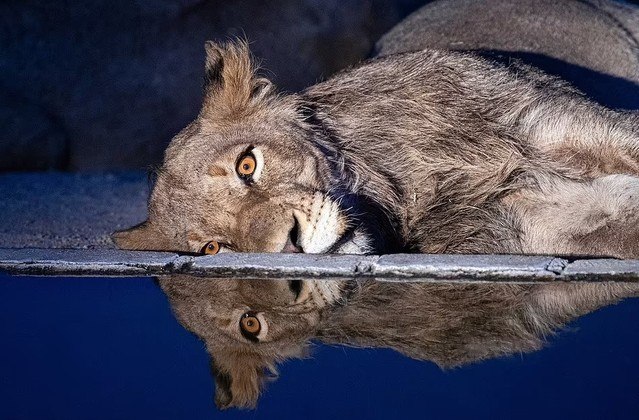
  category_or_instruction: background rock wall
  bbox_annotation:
[377,0,639,111]
[2,0,638,172]
[0,0,423,171]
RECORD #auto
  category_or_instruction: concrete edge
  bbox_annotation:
[1,248,639,282]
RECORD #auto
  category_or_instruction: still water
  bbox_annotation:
[1,274,638,419]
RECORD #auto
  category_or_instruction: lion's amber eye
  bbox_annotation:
[240,312,261,337]
[203,241,220,255]
[236,153,256,177]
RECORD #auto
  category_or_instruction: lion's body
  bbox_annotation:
[303,49,639,256]
[115,43,639,259]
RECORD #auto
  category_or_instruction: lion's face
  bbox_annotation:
[160,276,348,409]
[115,111,347,254]
[113,41,366,254]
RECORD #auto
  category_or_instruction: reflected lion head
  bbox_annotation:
[159,277,348,409]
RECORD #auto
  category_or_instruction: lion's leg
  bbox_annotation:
[507,174,639,258]
[522,100,639,177]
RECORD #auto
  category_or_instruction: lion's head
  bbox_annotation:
[113,40,373,255]
[159,276,348,409]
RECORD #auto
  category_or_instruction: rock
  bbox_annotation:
[0,91,68,170]
[376,0,639,110]
[0,0,422,171]
[0,172,149,249]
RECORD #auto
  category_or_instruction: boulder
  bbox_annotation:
[376,0,639,110]
[0,0,422,171]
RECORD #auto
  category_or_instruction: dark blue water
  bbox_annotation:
[1,275,638,420]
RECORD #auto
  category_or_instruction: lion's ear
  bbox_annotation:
[202,40,275,119]
[204,41,225,87]
[210,352,272,410]
[112,221,170,251]
[211,360,235,410]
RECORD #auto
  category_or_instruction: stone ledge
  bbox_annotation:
[1,248,639,282]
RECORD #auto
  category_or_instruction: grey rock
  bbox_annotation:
[0,91,68,170]
[374,254,560,280]
[2,246,638,282]
[376,0,639,110]
[187,253,380,278]
[0,248,180,276]
[562,258,639,282]
[0,172,148,249]
[0,0,422,171]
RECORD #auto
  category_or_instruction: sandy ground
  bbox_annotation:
[0,172,148,249]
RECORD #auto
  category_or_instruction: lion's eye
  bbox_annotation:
[236,153,256,178]
[240,311,261,340]
[202,240,220,255]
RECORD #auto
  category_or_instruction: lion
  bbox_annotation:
[159,276,639,409]
[113,40,639,258]
[113,41,639,409]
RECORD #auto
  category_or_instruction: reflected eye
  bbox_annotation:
[240,311,261,340]
[202,241,220,255]
[236,153,256,178]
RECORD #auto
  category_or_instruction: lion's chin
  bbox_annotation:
[294,279,349,308]
[332,227,373,254]
[292,192,348,253]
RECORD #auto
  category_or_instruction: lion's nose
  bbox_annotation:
[281,216,303,253]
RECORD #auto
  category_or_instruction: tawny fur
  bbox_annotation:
[114,41,639,258]
[300,51,639,255]
[160,276,639,409]
[112,41,639,409]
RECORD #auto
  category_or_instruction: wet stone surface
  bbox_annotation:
[1,248,639,283]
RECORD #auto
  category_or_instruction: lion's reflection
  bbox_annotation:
[158,277,638,409]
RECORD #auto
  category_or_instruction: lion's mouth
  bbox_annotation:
[281,213,356,254]
[326,224,357,253]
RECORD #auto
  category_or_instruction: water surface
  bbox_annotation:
[1,275,638,419]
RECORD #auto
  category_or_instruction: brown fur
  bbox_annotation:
[159,276,639,408]
[114,40,639,258]
[112,41,639,409]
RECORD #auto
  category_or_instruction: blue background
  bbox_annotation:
[1,275,638,419]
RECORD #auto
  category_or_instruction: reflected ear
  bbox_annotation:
[112,221,170,251]
[211,360,234,409]
[210,354,266,410]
